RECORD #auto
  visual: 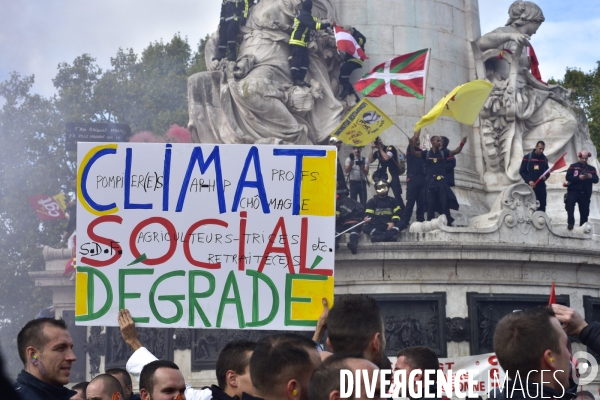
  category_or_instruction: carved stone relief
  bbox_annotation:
[446,317,470,343]
[191,329,313,371]
[467,293,569,354]
[372,293,447,357]
[84,326,105,376]
[105,327,172,370]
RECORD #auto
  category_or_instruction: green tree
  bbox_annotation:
[0,73,72,377]
[548,61,600,149]
[0,33,210,376]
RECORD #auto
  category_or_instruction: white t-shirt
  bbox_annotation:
[345,156,369,181]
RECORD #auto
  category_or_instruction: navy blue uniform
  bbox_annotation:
[566,161,598,226]
[445,154,456,187]
[217,0,250,61]
[289,0,330,82]
[15,370,76,400]
[363,195,402,241]
[397,144,426,231]
[422,148,458,225]
[519,151,550,212]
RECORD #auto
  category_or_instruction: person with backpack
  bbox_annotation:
[369,137,405,212]
[409,131,466,226]
[519,141,550,212]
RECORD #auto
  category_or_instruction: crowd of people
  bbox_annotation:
[335,132,598,253]
[5,295,600,400]
[333,129,469,253]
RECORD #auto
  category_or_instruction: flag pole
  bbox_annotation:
[421,48,432,116]
[393,122,412,141]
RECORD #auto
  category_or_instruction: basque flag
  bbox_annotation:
[355,49,429,98]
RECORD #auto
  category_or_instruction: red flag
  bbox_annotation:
[355,49,429,98]
[28,194,66,220]
[548,282,556,305]
[527,45,547,85]
[334,26,367,61]
[534,152,567,185]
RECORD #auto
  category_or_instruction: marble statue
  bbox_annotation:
[187,0,346,145]
[474,0,598,184]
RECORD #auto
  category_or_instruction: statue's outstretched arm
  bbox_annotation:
[476,31,530,52]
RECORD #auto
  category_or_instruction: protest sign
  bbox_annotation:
[75,143,336,330]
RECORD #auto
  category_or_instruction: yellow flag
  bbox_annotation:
[52,193,67,211]
[414,80,493,131]
[330,98,394,146]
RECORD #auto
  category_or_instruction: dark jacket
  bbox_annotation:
[445,154,456,187]
[566,162,598,197]
[14,370,76,400]
[336,196,365,224]
[374,145,400,175]
[211,385,239,400]
[344,28,367,64]
[289,1,330,47]
[406,145,426,177]
[365,195,402,225]
[220,0,249,22]
[520,151,550,187]
[580,321,600,355]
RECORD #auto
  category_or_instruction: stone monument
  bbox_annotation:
[30,0,600,390]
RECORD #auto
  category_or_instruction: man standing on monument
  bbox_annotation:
[369,137,405,211]
[345,146,369,205]
[338,26,366,101]
[409,131,466,226]
[289,0,334,87]
[397,137,426,232]
[441,137,457,188]
[520,141,550,212]
[566,150,598,229]
[215,0,249,62]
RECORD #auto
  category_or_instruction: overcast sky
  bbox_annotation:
[1,0,598,98]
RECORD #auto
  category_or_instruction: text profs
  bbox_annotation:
[74,267,333,328]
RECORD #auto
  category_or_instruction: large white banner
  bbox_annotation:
[75,143,336,329]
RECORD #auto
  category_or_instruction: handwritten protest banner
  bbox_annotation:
[75,143,336,329]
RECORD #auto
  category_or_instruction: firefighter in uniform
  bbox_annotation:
[566,150,598,229]
[397,137,426,232]
[336,187,365,254]
[289,0,333,87]
[409,131,466,226]
[441,136,457,187]
[338,26,366,101]
[362,180,402,242]
[215,0,249,62]
[519,140,550,212]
